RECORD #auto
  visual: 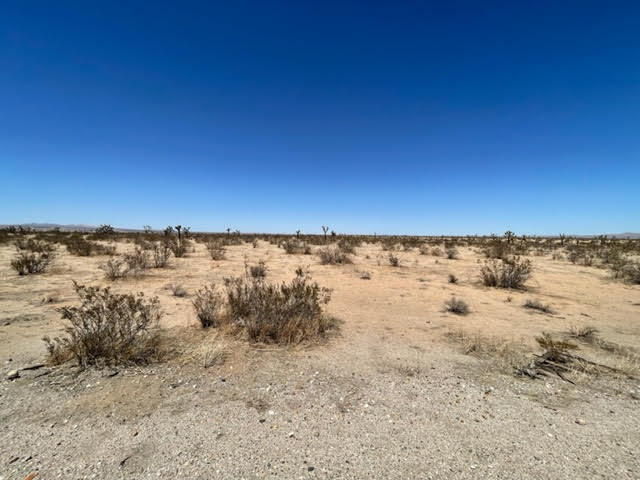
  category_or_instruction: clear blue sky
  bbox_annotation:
[1,1,638,235]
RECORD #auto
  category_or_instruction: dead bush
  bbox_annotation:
[11,250,54,275]
[193,284,225,328]
[388,253,400,267]
[523,299,554,314]
[448,274,458,284]
[206,241,226,260]
[445,329,526,373]
[444,297,469,315]
[317,246,352,265]
[480,257,532,289]
[224,270,336,344]
[170,238,190,258]
[43,282,161,367]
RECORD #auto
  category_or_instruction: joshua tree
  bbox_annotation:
[559,233,566,246]
[296,229,301,239]
[226,227,231,238]
[175,225,182,241]
[164,226,174,237]
[504,230,515,244]
[143,225,152,234]
[331,230,336,238]
[322,226,329,241]
[183,226,191,238]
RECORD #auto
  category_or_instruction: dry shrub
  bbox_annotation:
[152,242,171,268]
[523,299,554,314]
[43,282,161,367]
[622,262,640,284]
[567,325,599,340]
[193,284,225,328]
[480,257,532,289]
[282,237,312,255]
[318,246,352,265]
[337,238,358,254]
[445,329,526,373]
[388,253,400,267]
[15,238,55,253]
[11,250,54,275]
[431,247,443,257]
[170,238,190,258]
[445,247,458,259]
[444,297,469,315]
[448,273,458,284]
[224,270,336,344]
[168,283,188,297]
[249,260,268,279]
[359,270,371,280]
[100,257,129,280]
[124,247,150,274]
[201,340,230,368]
[206,241,226,260]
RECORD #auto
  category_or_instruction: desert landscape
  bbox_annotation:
[1,227,639,479]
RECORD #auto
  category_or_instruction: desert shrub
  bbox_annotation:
[388,253,400,267]
[151,242,171,268]
[170,238,189,258]
[43,282,161,367]
[483,238,511,260]
[317,246,352,265]
[101,257,129,280]
[63,235,94,256]
[15,238,55,253]
[523,299,554,314]
[568,325,599,340]
[418,244,430,255]
[252,238,259,248]
[224,270,335,344]
[11,250,54,275]
[338,237,358,254]
[360,270,371,280]
[206,241,226,260]
[480,257,532,289]
[124,247,150,273]
[249,260,268,279]
[444,297,469,315]
[448,274,458,284]
[445,247,458,259]
[193,285,225,328]
[622,262,640,284]
[282,237,311,255]
[552,252,564,261]
[431,247,442,256]
[168,283,187,297]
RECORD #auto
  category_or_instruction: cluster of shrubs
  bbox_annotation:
[281,237,312,255]
[193,268,336,344]
[11,239,55,275]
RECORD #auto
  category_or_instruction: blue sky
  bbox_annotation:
[1,1,638,235]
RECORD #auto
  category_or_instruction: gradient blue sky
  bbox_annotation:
[1,1,638,235]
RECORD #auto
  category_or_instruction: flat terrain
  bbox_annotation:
[1,239,640,479]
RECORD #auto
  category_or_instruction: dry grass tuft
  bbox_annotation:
[480,257,532,289]
[445,329,527,373]
[523,299,554,314]
[444,297,469,315]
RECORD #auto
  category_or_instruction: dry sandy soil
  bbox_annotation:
[1,239,640,479]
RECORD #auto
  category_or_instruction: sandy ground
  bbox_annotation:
[1,239,639,479]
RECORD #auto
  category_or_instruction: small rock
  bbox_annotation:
[307,466,315,472]
[575,418,586,425]
[287,431,295,438]
[7,370,19,380]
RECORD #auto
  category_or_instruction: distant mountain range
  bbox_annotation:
[1,223,639,238]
